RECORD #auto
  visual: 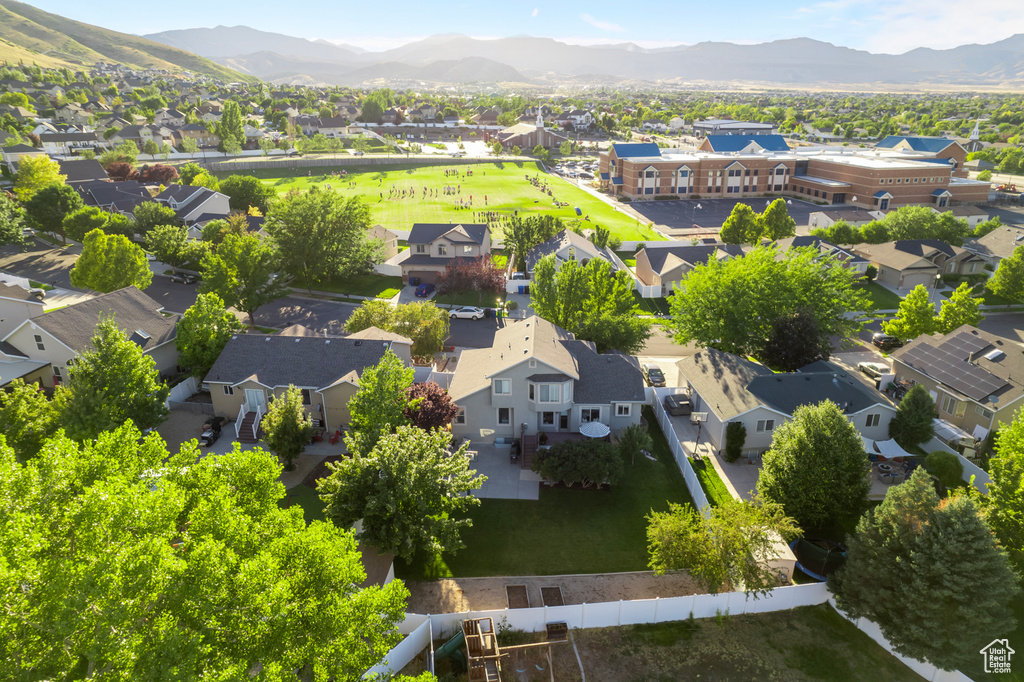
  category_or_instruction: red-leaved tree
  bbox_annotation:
[138,164,180,184]
[404,381,459,430]
[435,256,506,305]
[106,162,138,182]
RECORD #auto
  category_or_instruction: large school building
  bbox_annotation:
[598,136,989,210]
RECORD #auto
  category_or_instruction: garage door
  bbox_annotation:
[407,270,440,284]
[901,271,936,289]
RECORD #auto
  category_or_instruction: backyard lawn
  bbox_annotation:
[281,485,325,525]
[854,281,903,311]
[634,292,671,316]
[689,457,732,507]
[301,273,403,298]
[394,406,693,579]
[241,162,660,242]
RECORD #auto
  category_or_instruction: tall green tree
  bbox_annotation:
[218,174,275,214]
[175,293,243,379]
[0,378,59,461]
[0,191,26,248]
[345,350,416,456]
[23,183,82,243]
[760,198,796,240]
[345,300,450,358]
[319,425,485,562]
[262,385,313,471]
[990,245,1024,304]
[145,224,190,271]
[757,400,871,528]
[13,155,64,201]
[58,316,169,441]
[0,427,409,679]
[888,384,936,448]
[935,282,984,333]
[62,205,110,242]
[830,469,1018,672]
[989,407,1024,575]
[200,232,288,326]
[216,100,245,151]
[719,202,761,244]
[668,245,868,358]
[883,285,936,340]
[647,496,800,596]
[132,201,180,236]
[70,229,152,293]
[264,189,380,294]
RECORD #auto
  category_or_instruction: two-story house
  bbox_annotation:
[890,325,1023,441]
[775,236,869,276]
[396,223,491,284]
[525,229,617,276]
[963,225,1024,268]
[1,287,179,389]
[448,316,646,445]
[676,349,896,457]
[852,239,985,290]
[155,186,232,225]
[634,241,748,297]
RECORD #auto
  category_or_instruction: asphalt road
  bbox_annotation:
[0,238,80,288]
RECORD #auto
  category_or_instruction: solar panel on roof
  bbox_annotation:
[901,342,1008,402]
[942,331,989,358]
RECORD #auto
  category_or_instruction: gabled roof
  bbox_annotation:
[346,326,413,346]
[77,180,149,211]
[641,243,746,277]
[701,135,790,153]
[610,143,661,158]
[967,225,1024,260]
[747,367,890,416]
[676,349,774,420]
[57,158,108,184]
[854,239,968,271]
[0,281,44,305]
[407,223,488,245]
[203,334,392,389]
[875,135,957,154]
[775,236,867,264]
[526,229,612,272]
[16,287,176,354]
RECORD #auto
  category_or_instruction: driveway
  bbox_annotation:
[0,238,80,288]
[249,296,358,334]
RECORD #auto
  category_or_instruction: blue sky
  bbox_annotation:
[23,0,1024,54]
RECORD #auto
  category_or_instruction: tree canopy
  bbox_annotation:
[261,384,313,471]
[990,245,1024,304]
[882,285,936,341]
[668,244,868,359]
[935,282,983,333]
[986,408,1024,576]
[319,425,485,562]
[0,427,409,679]
[757,400,871,528]
[23,183,83,243]
[13,155,65,201]
[888,384,936,448]
[830,469,1018,672]
[719,203,761,244]
[0,191,26,249]
[175,293,243,379]
[344,299,449,358]
[345,350,416,456]
[70,228,152,293]
[200,232,288,326]
[218,174,275,215]
[0,378,59,461]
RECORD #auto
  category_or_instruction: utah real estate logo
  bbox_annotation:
[980,639,1015,674]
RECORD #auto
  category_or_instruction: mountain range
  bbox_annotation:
[144,26,1024,88]
[0,0,257,82]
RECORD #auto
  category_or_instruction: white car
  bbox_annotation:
[857,361,890,379]
[449,306,486,320]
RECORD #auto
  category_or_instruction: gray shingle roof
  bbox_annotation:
[566,342,645,403]
[57,159,108,184]
[408,223,488,245]
[34,287,176,353]
[203,334,391,389]
[641,243,746,276]
[967,226,1024,261]
[677,349,773,420]
[747,370,887,416]
[525,230,613,272]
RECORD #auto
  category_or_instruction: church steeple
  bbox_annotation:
[970,119,980,140]
[536,107,543,128]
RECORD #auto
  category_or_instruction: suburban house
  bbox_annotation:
[964,224,1024,267]
[525,229,617,275]
[0,279,45,340]
[775,236,869,275]
[57,158,109,185]
[890,325,1023,441]
[0,339,49,388]
[808,209,880,228]
[676,349,897,457]
[634,242,747,296]
[38,132,102,156]
[852,239,985,290]
[203,328,413,442]
[0,144,46,170]
[692,119,776,137]
[1,287,179,389]
[394,223,491,284]
[939,205,990,228]
[76,179,151,214]
[155,186,231,224]
[368,224,401,261]
[448,316,646,445]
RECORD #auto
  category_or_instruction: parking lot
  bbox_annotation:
[628,197,866,234]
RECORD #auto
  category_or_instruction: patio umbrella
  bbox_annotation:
[579,421,611,438]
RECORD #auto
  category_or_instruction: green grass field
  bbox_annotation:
[244,162,659,242]
[854,281,903,311]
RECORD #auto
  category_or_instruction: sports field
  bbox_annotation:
[248,161,659,242]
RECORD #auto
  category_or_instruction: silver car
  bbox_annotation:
[857,361,890,379]
[449,306,486,320]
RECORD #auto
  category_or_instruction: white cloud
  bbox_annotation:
[531,7,539,17]
[580,13,626,33]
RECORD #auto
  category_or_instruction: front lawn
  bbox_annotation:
[633,292,671,315]
[301,273,403,298]
[854,281,902,311]
[395,406,693,578]
[435,290,504,308]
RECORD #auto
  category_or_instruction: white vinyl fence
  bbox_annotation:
[650,387,711,516]
[923,437,992,494]
[166,376,198,406]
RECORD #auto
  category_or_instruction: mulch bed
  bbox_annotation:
[302,455,343,488]
[506,584,530,609]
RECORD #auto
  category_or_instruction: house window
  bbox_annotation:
[880,179,884,184]
[756,419,775,433]
[34,334,44,351]
[541,411,555,425]
[975,405,994,419]
[645,170,655,178]
[529,384,534,400]
[52,366,62,380]
[539,384,560,403]
[463,245,474,254]
[438,244,447,256]
[865,413,881,427]
[223,385,234,395]
[616,404,631,417]
[528,359,537,368]
[300,389,311,405]
[728,169,741,177]
[581,407,601,423]
[415,244,425,253]
[968,263,978,273]
[455,407,466,424]
[497,407,510,425]
[941,394,959,415]
[493,379,510,394]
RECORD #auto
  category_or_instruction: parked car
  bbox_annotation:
[663,393,693,416]
[450,306,485,320]
[415,282,435,297]
[642,363,666,387]
[872,333,904,351]
[169,273,197,284]
[857,361,891,379]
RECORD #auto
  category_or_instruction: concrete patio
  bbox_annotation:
[464,443,541,500]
